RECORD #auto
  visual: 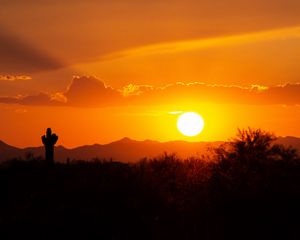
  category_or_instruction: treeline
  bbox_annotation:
[0,129,299,239]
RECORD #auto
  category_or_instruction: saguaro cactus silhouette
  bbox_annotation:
[42,128,58,164]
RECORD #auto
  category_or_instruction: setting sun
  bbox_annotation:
[177,112,205,137]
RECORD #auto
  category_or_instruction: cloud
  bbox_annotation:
[0,76,299,107]
[65,76,122,106]
[263,83,300,105]
[0,76,121,106]
[121,82,300,106]
[0,27,64,74]
[21,93,61,106]
[0,93,64,106]
[0,76,152,106]
[100,26,300,61]
[50,92,67,103]
[0,75,32,81]
[121,84,154,96]
[0,96,19,104]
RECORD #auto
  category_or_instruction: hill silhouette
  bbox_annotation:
[0,138,222,162]
[0,136,299,163]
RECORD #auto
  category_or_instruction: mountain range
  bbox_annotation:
[0,136,299,163]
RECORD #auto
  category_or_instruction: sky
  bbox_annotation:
[0,0,300,147]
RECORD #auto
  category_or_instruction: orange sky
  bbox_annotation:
[0,0,300,147]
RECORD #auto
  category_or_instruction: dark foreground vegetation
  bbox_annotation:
[1,129,300,239]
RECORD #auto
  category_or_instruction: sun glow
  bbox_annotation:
[177,112,205,137]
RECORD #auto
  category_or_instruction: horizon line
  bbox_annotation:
[1,135,299,149]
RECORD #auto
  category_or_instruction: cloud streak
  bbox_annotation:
[0,27,64,74]
[100,26,300,61]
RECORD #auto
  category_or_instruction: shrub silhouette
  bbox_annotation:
[41,128,58,164]
[215,128,298,163]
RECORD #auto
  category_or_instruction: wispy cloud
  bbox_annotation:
[100,26,300,61]
[0,27,64,74]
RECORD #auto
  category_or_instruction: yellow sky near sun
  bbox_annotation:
[1,103,299,148]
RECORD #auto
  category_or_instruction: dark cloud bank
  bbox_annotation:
[0,76,299,107]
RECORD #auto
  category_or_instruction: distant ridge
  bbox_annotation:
[0,136,299,163]
[276,136,300,150]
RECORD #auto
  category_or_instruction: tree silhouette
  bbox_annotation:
[230,128,275,161]
[41,128,58,164]
[215,128,298,164]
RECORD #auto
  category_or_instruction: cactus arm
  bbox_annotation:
[52,134,58,145]
[42,135,47,145]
